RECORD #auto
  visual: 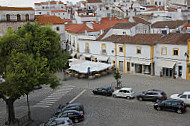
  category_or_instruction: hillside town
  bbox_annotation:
[1,0,190,126]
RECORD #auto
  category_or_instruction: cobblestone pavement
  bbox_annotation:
[1,72,190,126]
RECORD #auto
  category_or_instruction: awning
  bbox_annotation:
[158,60,176,68]
[83,53,92,58]
[94,55,109,62]
[131,59,151,65]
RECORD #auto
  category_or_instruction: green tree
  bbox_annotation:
[0,22,69,124]
[113,67,122,88]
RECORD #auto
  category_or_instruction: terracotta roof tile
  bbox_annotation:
[87,0,102,3]
[112,22,138,29]
[51,10,67,13]
[155,33,190,45]
[96,28,111,41]
[151,20,188,29]
[65,19,128,34]
[35,15,64,25]
[0,6,34,11]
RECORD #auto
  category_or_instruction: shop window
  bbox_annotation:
[136,47,142,54]
[119,46,123,52]
[173,48,179,56]
[161,47,167,55]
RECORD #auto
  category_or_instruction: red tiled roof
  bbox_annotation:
[87,0,102,3]
[0,6,34,11]
[146,6,177,12]
[35,15,64,25]
[182,24,190,30]
[151,20,188,29]
[65,19,128,34]
[155,33,190,45]
[112,22,138,29]
[82,2,86,6]
[51,10,67,13]
[35,1,64,5]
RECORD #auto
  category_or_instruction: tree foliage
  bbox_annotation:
[0,22,69,124]
[113,67,122,88]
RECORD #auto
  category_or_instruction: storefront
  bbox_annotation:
[158,60,176,78]
[131,58,151,74]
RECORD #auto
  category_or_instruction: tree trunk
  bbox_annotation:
[6,99,16,124]
[116,79,119,88]
[26,94,31,121]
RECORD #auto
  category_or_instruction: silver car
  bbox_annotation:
[39,117,74,126]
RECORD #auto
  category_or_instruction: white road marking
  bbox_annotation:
[69,89,86,104]
[33,85,75,108]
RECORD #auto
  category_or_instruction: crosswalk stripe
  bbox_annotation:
[33,85,75,108]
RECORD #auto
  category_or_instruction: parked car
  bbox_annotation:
[55,103,84,116]
[170,91,190,106]
[112,88,135,99]
[154,99,186,114]
[39,117,73,126]
[57,110,84,123]
[136,89,167,102]
[92,86,114,96]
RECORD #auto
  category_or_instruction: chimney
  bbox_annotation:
[100,29,104,35]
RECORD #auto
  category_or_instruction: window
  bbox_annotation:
[159,1,161,5]
[119,90,123,92]
[63,13,64,15]
[26,14,29,21]
[123,32,126,34]
[165,101,171,106]
[173,48,179,56]
[123,90,130,93]
[42,6,44,9]
[119,46,123,52]
[85,43,89,53]
[56,27,60,31]
[155,1,157,5]
[161,47,167,55]
[171,102,177,106]
[180,95,187,98]
[188,95,190,99]
[102,44,106,55]
[136,47,142,54]
[39,12,41,14]
[6,14,10,21]
[17,14,21,21]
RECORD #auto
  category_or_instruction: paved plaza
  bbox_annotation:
[0,73,190,126]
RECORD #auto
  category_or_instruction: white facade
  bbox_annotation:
[154,44,188,79]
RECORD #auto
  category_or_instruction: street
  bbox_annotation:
[0,73,190,126]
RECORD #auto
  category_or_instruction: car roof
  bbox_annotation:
[120,88,132,90]
[55,117,70,121]
[165,99,184,102]
[65,103,82,107]
[147,89,164,92]
[63,110,80,113]
[183,91,190,94]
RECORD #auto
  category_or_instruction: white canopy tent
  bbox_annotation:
[69,59,113,74]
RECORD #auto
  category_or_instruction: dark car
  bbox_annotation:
[92,86,114,96]
[57,110,84,123]
[154,99,186,114]
[136,89,167,102]
[55,103,84,116]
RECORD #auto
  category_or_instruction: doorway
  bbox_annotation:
[178,66,182,77]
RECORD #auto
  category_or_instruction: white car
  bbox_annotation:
[112,88,135,99]
[40,117,74,126]
[170,91,190,105]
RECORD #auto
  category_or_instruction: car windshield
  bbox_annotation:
[177,94,182,97]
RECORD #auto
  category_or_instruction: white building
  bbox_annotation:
[0,6,35,36]
[34,1,67,15]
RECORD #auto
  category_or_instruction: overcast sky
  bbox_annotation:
[0,0,79,7]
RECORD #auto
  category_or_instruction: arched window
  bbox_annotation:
[6,14,10,21]
[26,14,29,21]
[17,14,21,21]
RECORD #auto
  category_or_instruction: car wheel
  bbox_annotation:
[157,107,161,111]
[138,97,143,101]
[177,109,182,114]
[74,119,79,123]
[155,99,160,103]
[126,96,130,100]
[113,94,117,98]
